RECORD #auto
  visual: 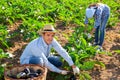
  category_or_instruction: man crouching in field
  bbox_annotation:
[20,24,80,75]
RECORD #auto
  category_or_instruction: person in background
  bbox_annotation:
[20,24,80,75]
[84,3,110,50]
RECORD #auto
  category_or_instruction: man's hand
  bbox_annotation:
[73,66,80,75]
[72,65,80,75]
[84,33,92,39]
[85,24,88,27]
[87,33,92,39]
[90,28,96,35]
[60,70,69,75]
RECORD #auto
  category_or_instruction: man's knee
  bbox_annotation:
[48,56,62,67]
[29,56,44,66]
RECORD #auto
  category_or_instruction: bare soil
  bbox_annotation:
[91,23,120,80]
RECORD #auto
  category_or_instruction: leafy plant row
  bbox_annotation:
[0,0,120,50]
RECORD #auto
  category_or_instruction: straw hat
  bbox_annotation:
[38,24,56,35]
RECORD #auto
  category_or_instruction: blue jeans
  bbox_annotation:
[29,56,62,67]
[95,14,110,46]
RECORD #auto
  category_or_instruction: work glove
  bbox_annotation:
[72,66,80,75]
[87,33,92,39]
[60,70,69,75]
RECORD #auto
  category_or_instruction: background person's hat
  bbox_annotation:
[38,24,56,35]
[86,7,96,18]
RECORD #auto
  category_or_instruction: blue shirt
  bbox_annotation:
[85,3,110,28]
[20,36,74,73]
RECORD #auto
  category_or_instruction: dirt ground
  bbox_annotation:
[91,23,120,80]
[2,21,120,80]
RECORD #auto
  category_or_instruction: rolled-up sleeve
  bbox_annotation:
[52,39,74,66]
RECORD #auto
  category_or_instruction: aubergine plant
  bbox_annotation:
[63,26,105,79]
[0,25,9,49]
[0,49,10,79]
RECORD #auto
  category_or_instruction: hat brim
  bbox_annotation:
[41,31,56,33]
[38,30,56,35]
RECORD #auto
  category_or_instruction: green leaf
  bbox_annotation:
[82,72,92,80]
[80,61,95,70]
[95,61,105,68]
[114,50,120,54]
